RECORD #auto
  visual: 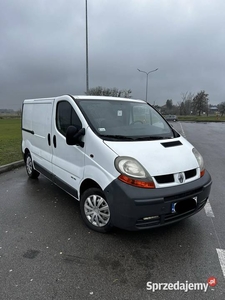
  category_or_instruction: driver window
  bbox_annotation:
[56,101,82,136]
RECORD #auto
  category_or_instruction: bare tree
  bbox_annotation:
[86,86,132,98]
[180,92,194,115]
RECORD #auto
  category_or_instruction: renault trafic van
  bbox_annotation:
[22,95,212,232]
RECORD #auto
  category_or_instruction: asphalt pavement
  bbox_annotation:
[0,122,225,300]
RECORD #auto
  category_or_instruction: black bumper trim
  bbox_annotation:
[104,170,212,231]
[134,198,164,205]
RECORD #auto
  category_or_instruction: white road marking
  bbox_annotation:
[216,249,225,279]
[204,200,215,217]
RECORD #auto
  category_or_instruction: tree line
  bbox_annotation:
[3,87,224,117]
[86,86,132,98]
[163,91,225,116]
[86,86,225,116]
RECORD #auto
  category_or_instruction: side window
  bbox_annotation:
[150,110,165,129]
[56,101,82,136]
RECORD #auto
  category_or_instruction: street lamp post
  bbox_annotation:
[137,68,158,103]
[85,0,89,93]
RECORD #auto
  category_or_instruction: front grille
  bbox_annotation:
[154,169,197,184]
[185,169,196,179]
[155,174,174,184]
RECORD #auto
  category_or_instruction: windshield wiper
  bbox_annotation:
[100,134,134,141]
[133,136,170,141]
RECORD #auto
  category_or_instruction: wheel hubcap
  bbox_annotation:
[84,194,110,227]
[26,156,32,175]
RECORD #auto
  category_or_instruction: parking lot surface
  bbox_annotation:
[0,122,225,299]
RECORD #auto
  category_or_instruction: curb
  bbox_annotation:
[0,160,24,174]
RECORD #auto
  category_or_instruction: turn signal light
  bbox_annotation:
[118,174,155,189]
[200,169,205,177]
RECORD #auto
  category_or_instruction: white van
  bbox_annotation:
[22,95,212,232]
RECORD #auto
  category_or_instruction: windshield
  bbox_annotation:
[78,99,177,141]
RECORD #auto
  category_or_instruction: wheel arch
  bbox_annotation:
[79,178,102,199]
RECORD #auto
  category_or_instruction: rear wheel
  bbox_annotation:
[80,188,112,233]
[25,152,40,179]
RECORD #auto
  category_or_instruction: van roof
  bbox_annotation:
[24,95,146,103]
[24,97,55,102]
[72,95,145,103]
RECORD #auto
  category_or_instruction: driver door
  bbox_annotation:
[51,99,85,199]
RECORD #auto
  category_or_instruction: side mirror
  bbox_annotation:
[66,126,85,147]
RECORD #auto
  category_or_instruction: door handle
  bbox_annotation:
[47,134,51,146]
[53,135,57,148]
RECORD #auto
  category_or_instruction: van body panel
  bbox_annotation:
[22,99,54,173]
[83,128,119,191]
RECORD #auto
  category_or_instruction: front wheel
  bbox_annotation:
[25,152,40,179]
[80,188,112,233]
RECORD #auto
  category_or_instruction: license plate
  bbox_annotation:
[171,197,198,213]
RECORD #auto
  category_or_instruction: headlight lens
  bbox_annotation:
[115,156,155,188]
[192,148,205,176]
[115,156,147,178]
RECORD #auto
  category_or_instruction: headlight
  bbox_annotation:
[115,156,155,188]
[115,156,147,178]
[192,148,205,177]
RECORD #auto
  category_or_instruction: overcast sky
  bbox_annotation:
[1,0,225,110]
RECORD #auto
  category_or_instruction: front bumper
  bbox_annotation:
[104,170,212,231]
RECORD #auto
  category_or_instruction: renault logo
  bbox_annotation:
[178,172,185,183]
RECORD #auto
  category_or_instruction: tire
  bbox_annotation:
[80,188,112,233]
[25,152,40,179]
